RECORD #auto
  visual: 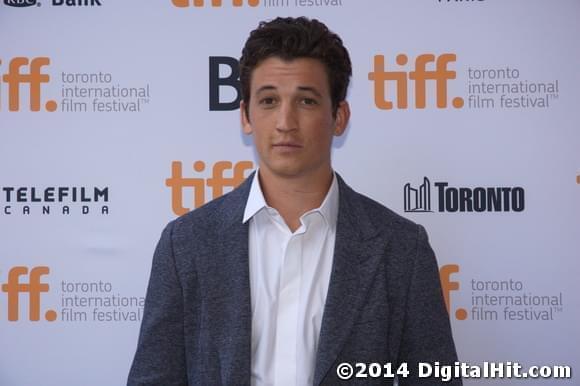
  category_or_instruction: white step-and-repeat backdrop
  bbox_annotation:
[1,1,579,385]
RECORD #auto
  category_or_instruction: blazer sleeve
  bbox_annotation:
[127,222,189,386]
[396,225,462,386]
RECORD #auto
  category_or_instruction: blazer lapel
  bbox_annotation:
[313,175,390,385]
[204,173,255,384]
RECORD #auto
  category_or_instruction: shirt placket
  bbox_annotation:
[273,224,304,386]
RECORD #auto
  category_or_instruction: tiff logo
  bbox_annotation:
[0,57,57,112]
[368,53,464,110]
[1,266,57,322]
[439,264,467,320]
[404,177,431,212]
[165,160,254,216]
[172,0,259,7]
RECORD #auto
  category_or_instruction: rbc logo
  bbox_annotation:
[172,0,259,7]
[1,266,57,322]
[0,57,57,112]
[3,0,37,7]
[165,160,254,216]
[368,53,464,109]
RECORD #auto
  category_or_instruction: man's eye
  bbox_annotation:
[301,98,318,106]
[259,97,276,105]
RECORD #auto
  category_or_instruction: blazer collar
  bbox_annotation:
[242,169,340,230]
[216,170,255,232]
[218,170,381,236]
[313,173,393,385]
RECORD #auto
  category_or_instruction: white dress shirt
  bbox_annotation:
[243,170,338,386]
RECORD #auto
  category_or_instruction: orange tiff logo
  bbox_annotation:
[0,57,57,112]
[172,0,259,7]
[368,53,464,110]
[166,160,254,216]
[439,264,467,320]
[1,266,57,322]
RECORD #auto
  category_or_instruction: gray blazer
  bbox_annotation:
[128,173,461,385]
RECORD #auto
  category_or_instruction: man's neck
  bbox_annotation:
[258,166,334,232]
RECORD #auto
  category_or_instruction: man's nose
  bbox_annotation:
[276,103,298,132]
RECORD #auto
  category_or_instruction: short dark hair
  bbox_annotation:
[239,16,352,116]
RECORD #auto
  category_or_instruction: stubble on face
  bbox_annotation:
[241,57,348,185]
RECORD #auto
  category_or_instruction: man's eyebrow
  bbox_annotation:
[297,86,322,97]
[255,85,276,95]
[254,85,323,98]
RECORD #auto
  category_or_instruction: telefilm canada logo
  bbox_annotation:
[0,57,150,113]
[3,0,102,7]
[171,0,343,9]
[403,177,525,213]
[0,266,144,323]
[0,186,109,216]
[166,160,254,215]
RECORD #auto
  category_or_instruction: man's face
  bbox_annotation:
[241,56,349,180]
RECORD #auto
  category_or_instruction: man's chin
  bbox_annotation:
[260,162,306,179]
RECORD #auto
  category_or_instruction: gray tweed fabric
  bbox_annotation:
[127,172,461,385]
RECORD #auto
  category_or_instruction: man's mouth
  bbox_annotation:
[273,142,302,148]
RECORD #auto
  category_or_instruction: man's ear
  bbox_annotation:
[333,100,350,136]
[240,101,253,135]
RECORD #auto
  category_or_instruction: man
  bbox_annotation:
[128,17,461,386]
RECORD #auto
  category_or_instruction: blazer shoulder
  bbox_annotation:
[169,172,252,235]
[348,187,423,239]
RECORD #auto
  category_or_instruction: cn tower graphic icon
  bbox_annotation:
[404,177,432,212]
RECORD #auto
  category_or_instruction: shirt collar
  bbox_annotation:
[242,169,339,228]
[243,169,268,224]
